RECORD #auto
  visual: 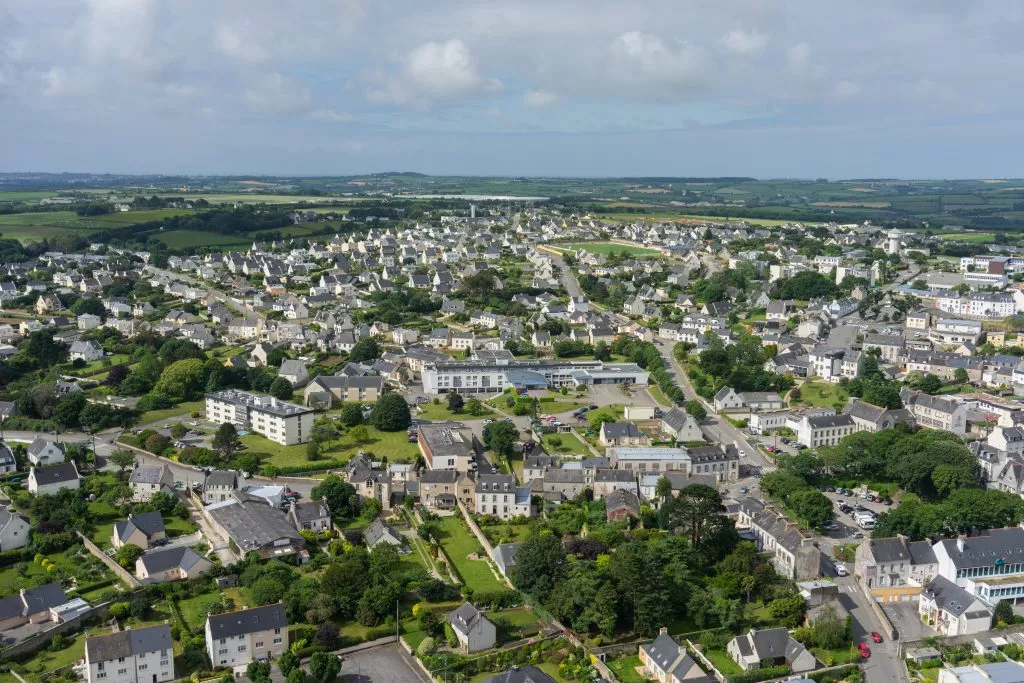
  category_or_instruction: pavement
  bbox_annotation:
[835,575,905,683]
[337,644,429,683]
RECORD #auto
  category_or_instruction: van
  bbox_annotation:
[855,512,876,530]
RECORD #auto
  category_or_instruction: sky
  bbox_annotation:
[2,0,1024,179]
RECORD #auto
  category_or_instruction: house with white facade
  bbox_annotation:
[85,624,174,683]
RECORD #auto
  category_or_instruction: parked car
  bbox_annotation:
[871,632,883,643]
[836,565,849,577]
[483,419,495,425]
[858,643,871,658]
[192,465,204,472]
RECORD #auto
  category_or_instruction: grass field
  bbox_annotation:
[240,425,421,469]
[554,241,660,256]
[154,230,256,248]
[603,212,796,227]
[541,431,589,455]
[415,402,492,421]
[0,191,59,201]
[436,515,505,593]
[793,380,849,409]
[606,655,649,683]
[940,231,996,243]
[702,647,743,675]
[139,399,206,426]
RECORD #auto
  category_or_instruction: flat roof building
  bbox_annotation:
[205,390,314,445]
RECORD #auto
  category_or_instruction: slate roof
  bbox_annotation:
[27,437,64,457]
[640,633,708,681]
[869,537,912,564]
[481,665,556,683]
[138,546,209,575]
[363,518,403,547]
[448,602,491,637]
[936,528,1024,570]
[85,624,172,661]
[922,575,984,618]
[129,465,169,485]
[207,604,288,639]
[114,511,165,543]
[31,462,78,485]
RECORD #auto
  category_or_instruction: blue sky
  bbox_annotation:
[1,0,1023,178]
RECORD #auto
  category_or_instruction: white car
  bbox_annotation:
[836,565,849,577]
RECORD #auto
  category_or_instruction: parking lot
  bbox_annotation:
[881,602,935,641]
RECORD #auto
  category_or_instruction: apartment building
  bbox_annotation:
[796,413,857,448]
[85,625,174,683]
[418,423,480,472]
[862,334,905,363]
[938,293,1015,319]
[901,388,968,435]
[735,499,820,581]
[929,319,983,346]
[421,357,649,394]
[933,528,1024,607]
[854,536,938,603]
[302,375,384,408]
[205,604,288,669]
[205,390,314,445]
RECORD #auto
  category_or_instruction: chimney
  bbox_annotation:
[659,626,668,636]
[957,536,966,552]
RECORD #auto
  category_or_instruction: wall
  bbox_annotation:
[77,531,141,588]
[0,600,118,661]
[456,500,513,589]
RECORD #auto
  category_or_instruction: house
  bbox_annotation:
[660,408,703,442]
[854,536,938,603]
[475,474,532,520]
[447,603,497,653]
[136,547,213,583]
[736,498,820,580]
[0,443,14,475]
[28,462,80,495]
[303,375,385,408]
[727,627,816,673]
[69,339,104,362]
[27,437,65,466]
[932,528,1024,607]
[418,470,474,510]
[901,388,969,435]
[795,413,857,448]
[738,392,784,412]
[0,507,30,551]
[203,470,240,504]
[599,422,650,447]
[85,624,174,683]
[129,465,174,502]
[481,666,556,683]
[77,314,102,331]
[492,543,520,578]
[205,604,288,668]
[278,360,309,387]
[288,501,332,533]
[605,489,641,522]
[919,575,993,636]
[363,518,405,551]
[846,399,915,433]
[714,387,744,412]
[639,629,712,683]
[113,511,167,550]
[0,583,68,630]
[35,294,63,315]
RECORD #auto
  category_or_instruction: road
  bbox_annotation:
[835,575,904,683]
[146,265,263,319]
[538,245,583,298]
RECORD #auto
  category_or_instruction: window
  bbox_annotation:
[118,670,127,676]
[273,637,283,645]
[98,663,104,672]
[219,649,228,655]
[238,645,247,652]
[255,641,264,649]
[139,665,148,671]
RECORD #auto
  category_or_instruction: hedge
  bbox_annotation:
[726,665,791,683]
[810,664,861,683]
[271,460,347,475]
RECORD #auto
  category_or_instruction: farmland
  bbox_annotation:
[554,241,661,256]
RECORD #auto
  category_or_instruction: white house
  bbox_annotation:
[714,387,744,412]
[69,340,104,362]
[0,508,30,551]
[474,474,532,520]
[28,462,80,496]
[205,604,288,669]
[26,437,64,466]
[919,575,993,637]
[447,603,496,653]
[85,624,174,683]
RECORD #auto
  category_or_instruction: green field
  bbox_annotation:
[0,190,59,201]
[555,241,661,256]
[240,425,421,469]
[793,380,849,409]
[606,655,649,683]
[940,231,996,244]
[0,208,196,243]
[541,431,589,455]
[437,515,505,592]
[415,402,492,421]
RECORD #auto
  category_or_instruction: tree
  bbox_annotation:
[349,425,370,444]
[811,604,848,649]
[154,358,206,400]
[660,484,728,548]
[71,297,105,317]
[311,475,358,519]
[371,393,411,431]
[170,422,187,439]
[306,441,321,461]
[109,450,136,476]
[954,368,970,385]
[655,476,673,501]
[270,376,294,400]
[109,601,131,621]
[339,403,363,427]
[446,393,465,414]
[789,489,833,530]
[309,651,341,683]
[466,397,484,416]
[246,661,272,683]
[509,532,565,600]
[105,364,129,388]
[251,576,287,605]
[483,421,519,459]
[114,543,144,568]
[144,433,171,455]
[684,400,707,421]
[278,651,300,677]
[916,373,943,395]
[213,422,239,459]
[996,599,1015,626]
[23,330,68,367]
[348,337,381,364]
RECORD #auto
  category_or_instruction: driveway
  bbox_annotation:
[882,602,935,642]
[337,644,429,683]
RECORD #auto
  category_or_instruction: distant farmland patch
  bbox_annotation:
[554,241,661,256]
[812,201,891,208]
[939,231,996,244]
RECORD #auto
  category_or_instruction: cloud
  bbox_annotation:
[243,73,311,115]
[368,38,501,106]
[720,29,768,55]
[834,80,861,99]
[309,108,353,123]
[214,24,269,64]
[523,88,558,107]
[606,31,706,95]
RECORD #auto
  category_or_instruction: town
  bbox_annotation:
[1,182,1024,683]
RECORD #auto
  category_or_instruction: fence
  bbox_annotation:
[76,532,141,588]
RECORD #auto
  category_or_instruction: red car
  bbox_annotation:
[871,632,883,643]
[858,643,872,658]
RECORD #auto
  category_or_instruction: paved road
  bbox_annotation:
[538,245,583,298]
[146,265,263,319]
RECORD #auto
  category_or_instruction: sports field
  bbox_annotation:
[554,241,660,256]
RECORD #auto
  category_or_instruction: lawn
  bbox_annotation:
[606,655,650,683]
[554,241,661,256]
[702,647,743,675]
[792,380,848,410]
[240,425,421,469]
[155,230,255,248]
[811,646,861,666]
[16,631,87,682]
[940,231,996,244]
[541,431,589,455]
[176,589,222,632]
[64,353,133,376]
[493,607,543,642]
[416,402,492,421]
[0,545,114,596]
[139,399,206,426]
[647,383,673,407]
[436,515,505,593]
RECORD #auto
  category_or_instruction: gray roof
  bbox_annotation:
[937,528,1024,570]
[129,465,170,485]
[601,422,643,439]
[114,511,165,543]
[204,470,239,488]
[748,627,808,663]
[869,537,912,564]
[908,540,937,566]
[207,604,288,639]
[31,462,78,485]
[640,633,706,680]
[207,498,301,552]
[86,624,172,661]
[807,413,855,429]
[290,501,330,524]
[922,575,986,618]
[481,665,556,683]
[27,437,64,457]
[420,470,459,484]
[0,443,14,466]
[21,582,66,615]
[448,602,491,637]
[138,546,210,575]
[363,518,403,547]
[605,489,640,514]
[493,543,520,574]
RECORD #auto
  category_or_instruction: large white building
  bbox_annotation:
[796,413,857,448]
[205,390,314,445]
[474,474,533,520]
[85,625,174,683]
[937,293,1015,319]
[422,358,649,394]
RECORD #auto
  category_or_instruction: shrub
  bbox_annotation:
[726,666,791,683]
[417,637,437,657]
